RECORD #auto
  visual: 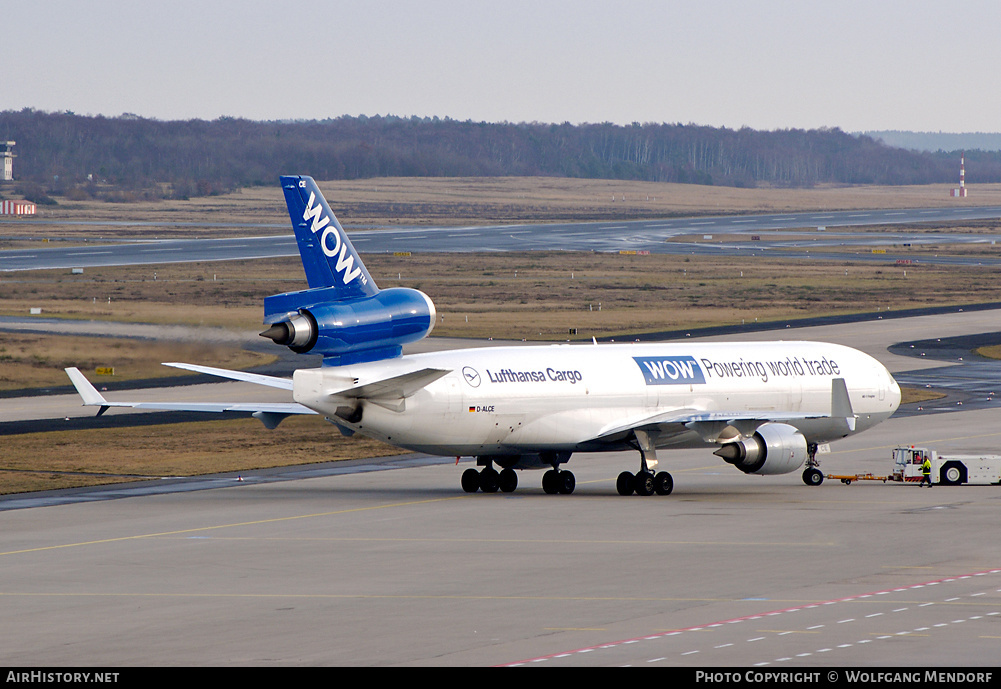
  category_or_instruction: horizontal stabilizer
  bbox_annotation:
[293,367,451,415]
[329,368,451,401]
[162,362,294,390]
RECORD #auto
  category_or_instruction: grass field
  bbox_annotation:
[4,250,1001,344]
[2,176,1000,494]
[0,416,405,494]
[0,332,275,390]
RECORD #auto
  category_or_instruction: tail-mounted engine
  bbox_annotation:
[713,422,808,475]
[261,286,436,366]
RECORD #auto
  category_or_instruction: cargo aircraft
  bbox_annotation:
[67,176,901,496]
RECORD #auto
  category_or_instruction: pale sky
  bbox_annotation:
[4,1,999,132]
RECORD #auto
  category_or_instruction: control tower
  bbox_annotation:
[1,141,14,182]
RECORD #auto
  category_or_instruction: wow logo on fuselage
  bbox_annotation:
[633,356,706,385]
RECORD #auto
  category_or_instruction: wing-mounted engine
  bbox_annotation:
[713,422,808,475]
[262,286,436,366]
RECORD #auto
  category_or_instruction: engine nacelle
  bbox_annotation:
[713,422,808,475]
[261,286,436,366]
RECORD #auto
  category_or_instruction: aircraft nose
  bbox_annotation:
[886,369,902,412]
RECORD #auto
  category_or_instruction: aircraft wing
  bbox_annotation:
[66,364,452,427]
[586,378,857,445]
[65,367,316,428]
[585,409,829,446]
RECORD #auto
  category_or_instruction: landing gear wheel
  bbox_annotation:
[803,467,824,486]
[654,471,674,495]
[558,471,576,495]
[542,469,559,495]
[634,471,655,496]
[461,468,480,493]
[498,467,518,493]
[542,469,575,494]
[479,467,499,493]
[616,471,635,496]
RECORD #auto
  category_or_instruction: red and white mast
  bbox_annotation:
[952,152,967,197]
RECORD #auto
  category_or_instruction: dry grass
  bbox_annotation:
[975,345,1001,359]
[7,177,1001,238]
[0,416,405,494]
[361,251,1001,340]
[0,265,286,329]
[0,332,275,390]
[900,387,948,405]
[4,250,1001,345]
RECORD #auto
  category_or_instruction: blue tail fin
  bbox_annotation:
[280,175,378,298]
[266,175,436,366]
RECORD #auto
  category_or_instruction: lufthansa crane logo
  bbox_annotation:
[462,366,481,387]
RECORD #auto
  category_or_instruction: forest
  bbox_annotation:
[1,108,996,202]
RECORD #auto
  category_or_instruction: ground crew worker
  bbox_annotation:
[920,455,933,487]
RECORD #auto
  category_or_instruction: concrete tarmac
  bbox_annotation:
[2,311,1001,666]
[1,408,999,666]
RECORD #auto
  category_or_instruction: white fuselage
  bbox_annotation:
[293,341,900,457]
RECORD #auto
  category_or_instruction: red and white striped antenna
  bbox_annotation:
[952,151,968,197]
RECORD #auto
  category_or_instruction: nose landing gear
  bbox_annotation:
[802,443,824,486]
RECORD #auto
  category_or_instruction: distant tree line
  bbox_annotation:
[865,130,1001,153]
[0,108,996,201]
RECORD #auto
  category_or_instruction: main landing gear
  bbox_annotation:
[460,453,576,494]
[461,466,519,493]
[617,429,674,496]
[541,468,576,494]
[616,469,673,496]
[802,443,823,486]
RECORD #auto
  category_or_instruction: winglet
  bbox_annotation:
[65,367,110,417]
[831,378,857,432]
